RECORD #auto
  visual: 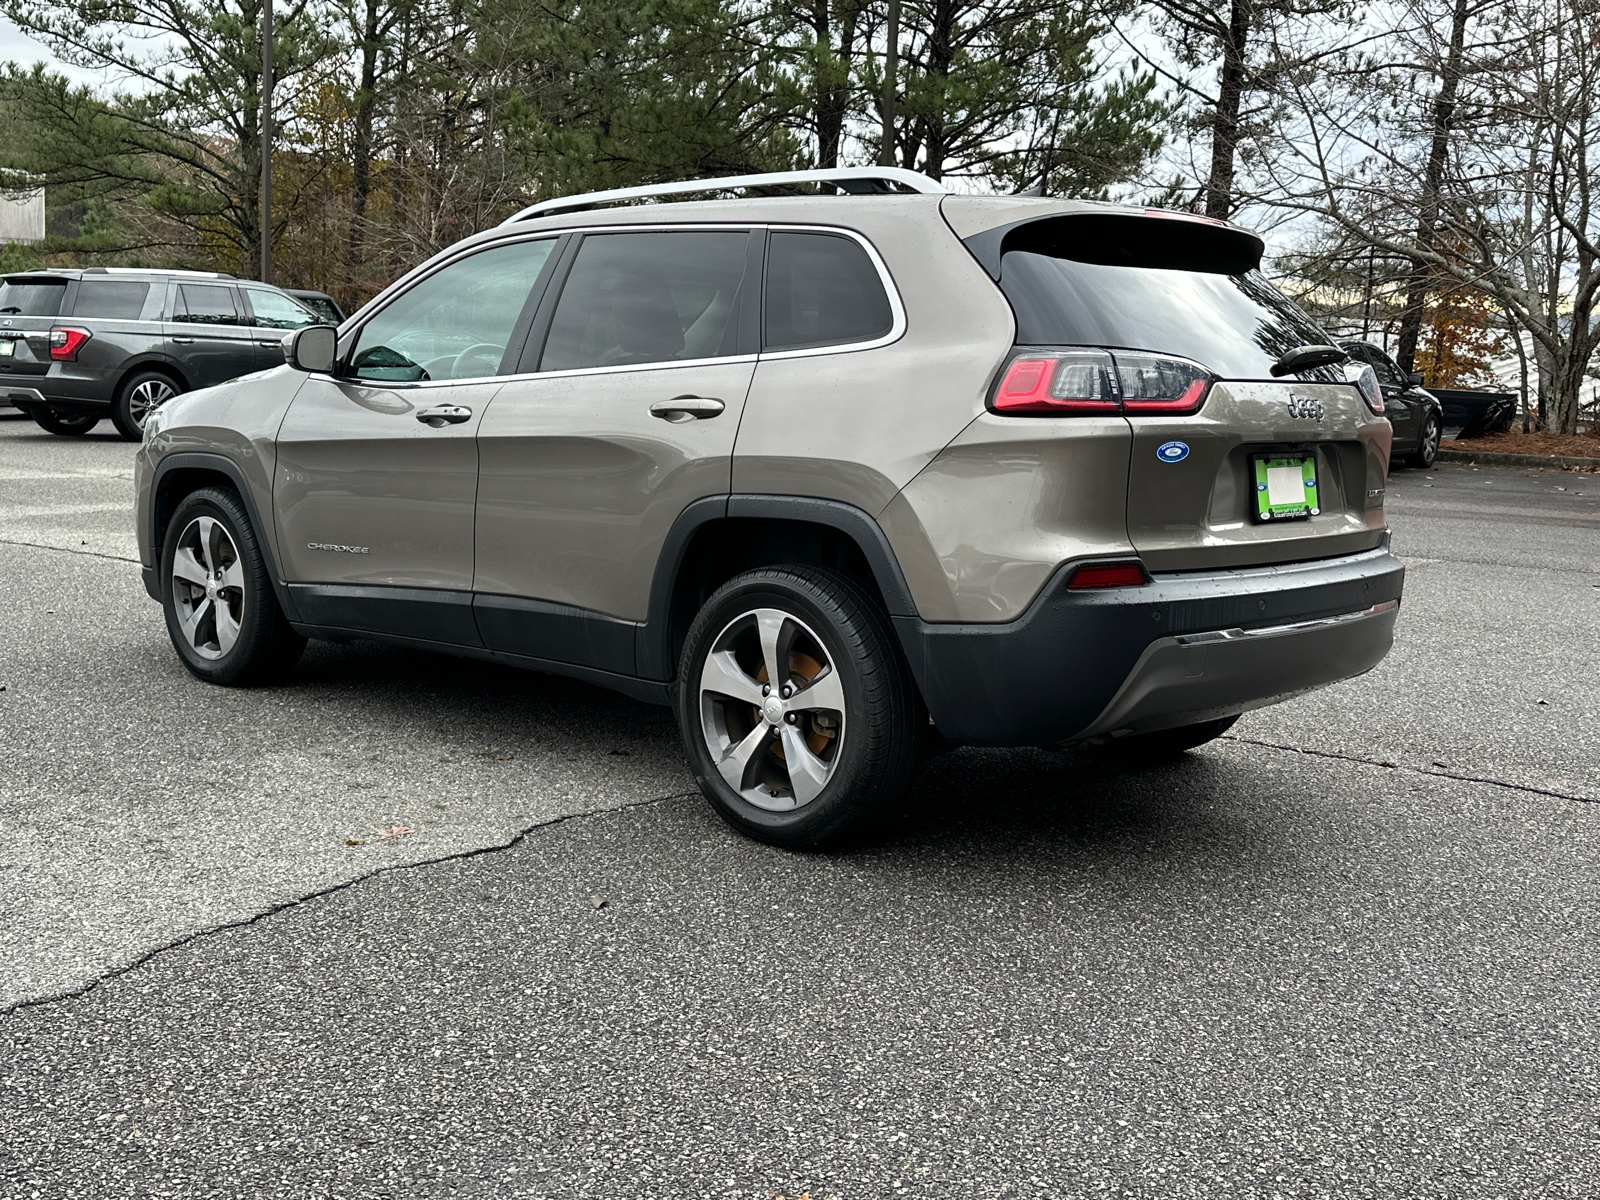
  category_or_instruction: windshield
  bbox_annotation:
[997,252,1340,381]
[0,277,67,316]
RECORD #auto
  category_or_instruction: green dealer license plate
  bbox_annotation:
[1252,454,1319,522]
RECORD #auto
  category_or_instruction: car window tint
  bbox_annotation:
[540,232,750,372]
[350,239,555,383]
[763,232,893,351]
[1372,349,1408,388]
[175,284,239,325]
[998,252,1339,381]
[246,288,321,330]
[71,279,151,319]
[0,278,66,316]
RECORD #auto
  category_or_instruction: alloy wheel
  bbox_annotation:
[170,515,245,659]
[127,377,176,429]
[698,607,846,812]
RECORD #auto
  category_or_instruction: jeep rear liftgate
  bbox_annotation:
[972,212,1391,571]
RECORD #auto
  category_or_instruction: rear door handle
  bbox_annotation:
[649,395,725,423]
[417,404,473,427]
[171,336,195,344]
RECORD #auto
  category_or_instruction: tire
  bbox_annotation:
[160,487,305,685]
[111,370,182,441]
[676,566,922,848]
[1094,715,1239,760]
[31,406,100,436]
[1407,413,1440,468]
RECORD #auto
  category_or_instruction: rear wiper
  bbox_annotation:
[0,306,20,314]
[1270,344,1348,377]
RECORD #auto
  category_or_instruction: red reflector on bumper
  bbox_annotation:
[1066,561,1150,590]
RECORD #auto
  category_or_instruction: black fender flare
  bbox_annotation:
[148,452,299,621]
[636,494,921,681]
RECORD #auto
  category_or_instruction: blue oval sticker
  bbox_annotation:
[1156,440,1190,463]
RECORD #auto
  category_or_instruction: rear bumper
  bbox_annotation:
[896,540,1405,746]
[0,378,113,410]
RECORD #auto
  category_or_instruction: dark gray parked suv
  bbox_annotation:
[0,267,326,440]
[133,167,1405,847]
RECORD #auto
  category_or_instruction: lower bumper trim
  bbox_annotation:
[1070,599,1399,743]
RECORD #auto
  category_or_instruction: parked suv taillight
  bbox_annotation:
[1346,361,1384,415]
[991,348,1213,417]
[49,326,92,362]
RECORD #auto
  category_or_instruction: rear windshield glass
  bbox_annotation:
[997,252,1338,381]
[0,278,67,316]
[71,279,150,319]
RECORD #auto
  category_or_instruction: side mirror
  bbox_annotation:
[283,325,337,373]
[1408,372,1424,387]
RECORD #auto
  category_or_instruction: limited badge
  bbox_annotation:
[1156,440,1190,463]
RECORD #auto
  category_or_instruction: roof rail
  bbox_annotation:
[79,266,236,279]
[501,167,946,224]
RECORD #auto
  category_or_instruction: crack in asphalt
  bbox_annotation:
[1223,734,1597,805]
[0,537,140,564]
[0,790,696,1018]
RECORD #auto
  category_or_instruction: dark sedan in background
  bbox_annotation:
[1342,340,1445,468]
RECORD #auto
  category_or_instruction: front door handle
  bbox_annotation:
[417,404,473,427]
[649,395,725,423]
[171,336,195,344]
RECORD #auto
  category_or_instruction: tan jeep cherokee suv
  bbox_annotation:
[134,167,1403,846]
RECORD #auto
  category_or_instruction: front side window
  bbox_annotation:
[72,279,150,319]
[350,238,555,382]
[175,284,240,325]
[540,231,752,372]
[764,231,893,351]
[245,288,321,330]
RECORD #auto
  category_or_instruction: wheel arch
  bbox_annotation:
[150,452,298,620]
[117,357,190,398]
[640,495,921,683]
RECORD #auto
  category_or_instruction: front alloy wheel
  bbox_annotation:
[161,487,305,684]
[170,514,245,659]
[677,566,921,848]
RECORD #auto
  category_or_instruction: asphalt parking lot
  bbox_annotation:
[2,411,1597,1198]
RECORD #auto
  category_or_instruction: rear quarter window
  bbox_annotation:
[764,232,893,351]
[71,279,151,319]
[0,278,67,316]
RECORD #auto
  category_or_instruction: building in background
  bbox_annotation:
[0,188,45,244]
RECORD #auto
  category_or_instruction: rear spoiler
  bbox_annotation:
[961,210,1265,281]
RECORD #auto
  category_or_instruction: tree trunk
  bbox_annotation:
[348,0,381,283]
[1203,0,1250,220]
[1395,0,1471,374]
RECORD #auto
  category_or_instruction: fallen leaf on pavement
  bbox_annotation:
[591,895,609,909]
[345,838,366,846]
[378,825,413,841]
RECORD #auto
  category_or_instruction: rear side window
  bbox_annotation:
[0,277,66,316]
[764,232,892,351]
[71,279,150,319]
[541,231,752,372]
[175,284,240,325]
[1346,342,1406,388]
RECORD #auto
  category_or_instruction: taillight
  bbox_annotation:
[990,348,1213,417]
[49,326,92,362]
[1346,361,1384,415]
[993,350,1118,414]
[1114,352,1212,414]
[1066,560,1150,590]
